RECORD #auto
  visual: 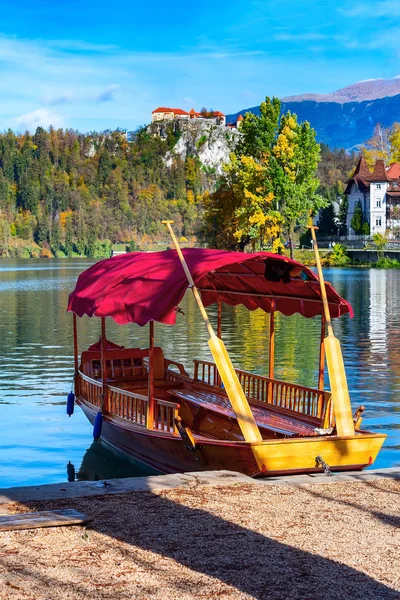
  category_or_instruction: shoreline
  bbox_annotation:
[1,467,399,505]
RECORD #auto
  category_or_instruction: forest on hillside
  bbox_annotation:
[0,126,213,257]
[0,112,359,258]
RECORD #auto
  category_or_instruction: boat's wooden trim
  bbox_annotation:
[78,397,386,477]
[198,287,328,304]
[164,359,189,377]
[77,371,180,434]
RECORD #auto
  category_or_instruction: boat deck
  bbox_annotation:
[169,388,318,437]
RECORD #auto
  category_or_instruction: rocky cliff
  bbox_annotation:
[151,120,240,174]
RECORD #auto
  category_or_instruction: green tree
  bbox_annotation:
[0,215,10,256]
[236,97,281,159]
[273,113,326,258]
[338,195,348,236]
[350,201,365,234]
[373,231,389,259]
[76,214,87,256]
[64,216,74,256]
[318,203,337,236]
[50,217,62,255]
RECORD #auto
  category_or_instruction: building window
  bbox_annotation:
[376,184,381,190]
[376,199,381,208]
[376,217,382,227]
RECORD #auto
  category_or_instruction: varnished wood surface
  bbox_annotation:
[78,398,385,477]
[170,388,317,437]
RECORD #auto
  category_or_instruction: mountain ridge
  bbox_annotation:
[227,77,400,149]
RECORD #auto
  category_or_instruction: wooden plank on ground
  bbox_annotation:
[0,509,90,531]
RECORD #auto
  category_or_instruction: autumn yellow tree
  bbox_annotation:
[204,97,323,255]
[273,113,325,258]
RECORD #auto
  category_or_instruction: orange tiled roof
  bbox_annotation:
[237,114,243,121]
[387,162,400,180]
[153,106,225,117]
[152,107,189,115]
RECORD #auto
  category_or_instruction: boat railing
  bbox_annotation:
[77,371,179,434]
[193,359,332,424]
[77,371,103,407]
[108,385,148,426]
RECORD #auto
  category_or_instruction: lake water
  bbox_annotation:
[0,260,399,488]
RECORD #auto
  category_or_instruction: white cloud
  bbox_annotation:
[7,108,64,132]
[274,32,327,42]
[341,1,400,17]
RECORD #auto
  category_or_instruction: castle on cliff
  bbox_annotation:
[151,107,244,130]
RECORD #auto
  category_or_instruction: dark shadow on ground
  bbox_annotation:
[17,489,400,600]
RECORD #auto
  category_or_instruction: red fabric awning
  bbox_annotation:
[67,248,353,325]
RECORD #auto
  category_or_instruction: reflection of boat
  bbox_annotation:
[68,240,386,477]
[76,441,159,482]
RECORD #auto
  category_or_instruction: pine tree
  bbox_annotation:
[350,201,364,234]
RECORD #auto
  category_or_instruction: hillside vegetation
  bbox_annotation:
[0,104,362,258]
[0,126,213,257]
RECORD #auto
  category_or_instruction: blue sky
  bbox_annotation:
[0,0,400,132]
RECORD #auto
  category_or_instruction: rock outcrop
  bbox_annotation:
[151,120,240,174]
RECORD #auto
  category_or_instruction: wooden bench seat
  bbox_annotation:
[81,347,165,382]
[169,388,317,437]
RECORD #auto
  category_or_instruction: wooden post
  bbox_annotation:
[308,222,355,437]
[318,315,326,390]
[101,318,108,413]
[268,300,275,403]
[269,300,275,379]
[217,297,222,339]
[73,313,79,374]
[147,320,155,430]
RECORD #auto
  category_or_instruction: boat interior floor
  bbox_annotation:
[99,377,320,438]
[169,388,318,438]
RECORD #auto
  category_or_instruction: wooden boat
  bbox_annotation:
[67,230,386,477]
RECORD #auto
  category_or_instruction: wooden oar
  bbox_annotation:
[162,220,262,444]
[308,222,355,437]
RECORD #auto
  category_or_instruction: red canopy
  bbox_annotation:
[67,248,353,326]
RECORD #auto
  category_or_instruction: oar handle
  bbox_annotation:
[162,220,215,338]
[308,223,333,336]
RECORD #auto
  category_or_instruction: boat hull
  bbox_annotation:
[78,399,386,478]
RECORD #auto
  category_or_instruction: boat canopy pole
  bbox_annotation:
[217,296,222,339]
[309,222,355,437]
[73,313,79,374]
[269,300,275,380]
[100,317,108,413]
[147,320,155,430]
[318,315,326,390]
[162,220,262,445]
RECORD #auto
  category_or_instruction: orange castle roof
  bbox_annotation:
[152,107,189,115]
[153,106,225,117]
[237,114,243,121]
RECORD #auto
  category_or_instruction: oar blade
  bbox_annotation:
[324,334,355,437]
[208,336,262,444]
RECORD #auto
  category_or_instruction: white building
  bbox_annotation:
[345,157,400,236]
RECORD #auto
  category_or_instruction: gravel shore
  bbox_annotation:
[0,478,399,600]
